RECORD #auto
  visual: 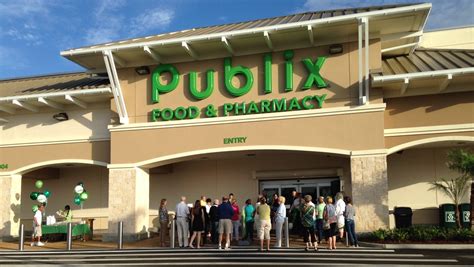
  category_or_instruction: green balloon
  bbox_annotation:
[35,180,43,189]
[80,191,88,200]
[74,196,81,205]
[29,192,39,200]
[32,205,38,213]
[44,190,51,198]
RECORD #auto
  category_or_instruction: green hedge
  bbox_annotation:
[359,226,474,243]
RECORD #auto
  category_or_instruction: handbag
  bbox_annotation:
[323,220,330,230]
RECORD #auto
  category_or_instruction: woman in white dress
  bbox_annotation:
[335,192,346,239]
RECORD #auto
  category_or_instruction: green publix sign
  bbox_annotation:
[151,50,328,121]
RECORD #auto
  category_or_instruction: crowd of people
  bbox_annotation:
[158,190,359,251]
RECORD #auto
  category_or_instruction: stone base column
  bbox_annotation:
[104,167,149,242]
[0,174,22,241]
[350,155,389,232]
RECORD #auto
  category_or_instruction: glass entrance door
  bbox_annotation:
[259,177,340,205]
[280,185,297,208]
[301,185,318,202]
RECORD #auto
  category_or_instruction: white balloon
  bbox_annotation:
[74,185,84,194]
[37,194,47,203]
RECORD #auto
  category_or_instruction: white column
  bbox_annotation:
[0,174,22,240]
[105,167,149,241]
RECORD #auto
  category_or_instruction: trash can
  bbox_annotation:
[393,207,413,228]
[459,203,471,228]
[439,204,457,228]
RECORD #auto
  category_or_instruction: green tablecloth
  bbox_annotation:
[42,223,91,237]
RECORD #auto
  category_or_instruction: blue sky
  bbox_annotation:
[0,0,472,79]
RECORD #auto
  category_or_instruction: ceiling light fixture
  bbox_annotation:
[135,66,150,75]
[53,112,69,122]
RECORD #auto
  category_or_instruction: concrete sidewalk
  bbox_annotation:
[360,241,474,250]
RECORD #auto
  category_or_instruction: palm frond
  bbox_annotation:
[429,176,470,205]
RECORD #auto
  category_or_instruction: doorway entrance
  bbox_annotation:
[259,177,341,208]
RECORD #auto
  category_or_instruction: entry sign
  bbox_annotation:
[224,137,247,145]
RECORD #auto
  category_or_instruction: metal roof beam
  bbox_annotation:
[143,46,162,63]
[221,36,234,55]
[372,67,474,83]
[103,50,129,124]
[263,31,273,50]
[112,52,127,67]
[438,74,453,92]
[380,30,423,42]
[65,95,87,109]
[38,97,64,110]
[0,105,15,114]
[307,25,315,45]
[381,42,418,53]
[0,88,112,102]
[12,99,38,112]
[401,78,409,95]
[182,41,198,59]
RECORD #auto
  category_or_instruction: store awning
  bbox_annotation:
[372,48,474,97]
[0,72,112,121]
[60,3,431,72]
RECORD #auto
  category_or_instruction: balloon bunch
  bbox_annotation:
[29,180,51,212]
[73,182,88,207]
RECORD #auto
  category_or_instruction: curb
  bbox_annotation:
[359,241,474,250]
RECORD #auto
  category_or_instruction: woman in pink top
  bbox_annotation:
[231,199,240,242]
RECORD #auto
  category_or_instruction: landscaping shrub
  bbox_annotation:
[360,226,474,243]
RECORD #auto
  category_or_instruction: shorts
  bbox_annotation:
[218,219,232,234]
[258,220,271,240]
[33,225,42,237]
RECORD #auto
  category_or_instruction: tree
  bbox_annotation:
[446,149,474,176]
[430,176,470,228]
[446,148,474,229]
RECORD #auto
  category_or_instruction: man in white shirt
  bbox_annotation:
[175,196,190,247]
[31,204,45,246]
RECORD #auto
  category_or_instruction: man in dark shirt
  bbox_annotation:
[218,196,234,249]
[209,199,220,244]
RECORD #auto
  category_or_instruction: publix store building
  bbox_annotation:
[0,3,473,241]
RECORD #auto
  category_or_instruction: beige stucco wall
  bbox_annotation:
[115,40,382,123]
[0,105,112,146]
[387,146,472,228]
[0,103,113,174]
[420,26,474,49]
[0,141,110,174]
[384,92,474,129]
[110,110,384,165]
[20,165,109,230]
[385,132,474,150]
